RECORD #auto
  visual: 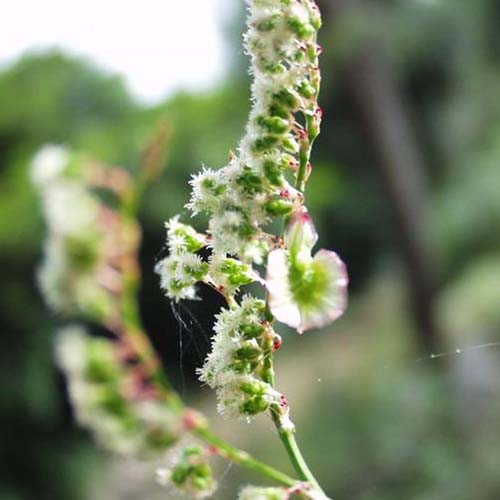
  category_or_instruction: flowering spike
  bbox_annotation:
[55,326,182,456]
[32,145,138,320]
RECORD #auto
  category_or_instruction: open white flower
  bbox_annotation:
[266,209,348,333]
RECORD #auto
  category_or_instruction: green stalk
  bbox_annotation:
[270,410,325,495]
[194,426,297,487]
[263,347,327,497]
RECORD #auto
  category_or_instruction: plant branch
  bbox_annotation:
[194,426,298,488]
[114,175,301,489]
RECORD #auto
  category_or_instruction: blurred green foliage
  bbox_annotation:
[1,0,500,498]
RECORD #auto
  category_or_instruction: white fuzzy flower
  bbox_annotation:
[208,210,246,256]
[38,235,111,316]
[31,144,70,186]
[165,216,206,254]
[156,217,210,301]
[214,372,280,420]
[155,251,208,302]
[187,167,225,215]
[208,254,261,296]
[54,325,88,375]
[42,181,100,237]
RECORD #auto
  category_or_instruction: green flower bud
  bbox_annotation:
[85,340,118,384]
[256,115,290,135]
[65,236,99,272]
[252,135,280,153]
[171,462,190,486]
[282,135,300,154]
[201,176,225,196]
[262,61,287,74]
[240,323,265,338]
[264,199,295,216]
[256,14,280,32]
[173,227,205,253]
[240,378,267,395]
[241,395,269,415]
[237,168,264,194]
[184,261,209,280]
[273,89,299,110]
[263,160,284,186]
[219,258,255,286]
[306,43,318,61]
[168,446,217,497]
[310,7,322,30]
[236,340,262,361]
[231,358,252,374]
[96,387,130,419]
[297,80,316,99]
[268,103,291,119]
[287,17,315,39]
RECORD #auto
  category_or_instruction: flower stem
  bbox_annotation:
[194,426,297,488]
[271,411,326,495]
[264,354,327,497]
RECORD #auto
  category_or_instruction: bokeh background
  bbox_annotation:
[2,0,500,499]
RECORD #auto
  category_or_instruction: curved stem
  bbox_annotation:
[263,350,327,497]
[270,410,325,494]
[194,426,297,487]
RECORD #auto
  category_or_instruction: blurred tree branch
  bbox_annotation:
[321,0,441,354]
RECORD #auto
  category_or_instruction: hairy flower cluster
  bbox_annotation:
[157,0,347,424]
[156,444,217,499]
[198,296,282,419]
[33,145,135,320]
[56,326,182,456]
[155,217,208,301]
[186,0,322,262]
[155,217,260,301]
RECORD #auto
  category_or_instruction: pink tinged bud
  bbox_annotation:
[284,207,318,262]
[272,334,282,351]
